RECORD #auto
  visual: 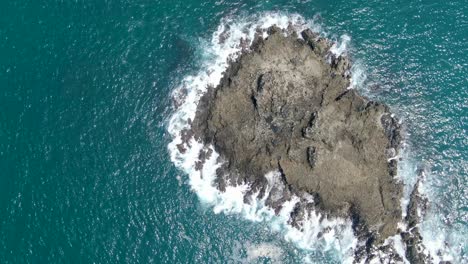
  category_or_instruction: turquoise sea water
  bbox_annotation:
[1,0,466,263]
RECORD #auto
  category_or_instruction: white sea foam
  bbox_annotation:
[417,173,465,263]
[348,61,368,90]
[167,12,416,263]
[330,34,351,57]
[246,242,284,263]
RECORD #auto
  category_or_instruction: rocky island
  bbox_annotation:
[178,26,430,262]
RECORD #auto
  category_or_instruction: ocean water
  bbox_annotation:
[0,1,466,263]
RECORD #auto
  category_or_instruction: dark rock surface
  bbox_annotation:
[187,26,428,260]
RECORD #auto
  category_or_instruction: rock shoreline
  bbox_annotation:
[178,25,432,262]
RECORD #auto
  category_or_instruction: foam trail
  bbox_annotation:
[167,12,411,263]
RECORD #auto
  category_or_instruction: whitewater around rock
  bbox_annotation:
[192,25,404,241]
[168,13,438,263]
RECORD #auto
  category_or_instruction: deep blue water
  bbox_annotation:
[0,0,466,263]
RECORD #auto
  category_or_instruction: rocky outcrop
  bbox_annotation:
[182,25,430,261]
[400,168,436,264]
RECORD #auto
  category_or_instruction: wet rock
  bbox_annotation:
[172,88,188,109]
[176,143,187,154]
[194,147,213,171]
[218,25,230,44]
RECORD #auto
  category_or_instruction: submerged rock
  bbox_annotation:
[187,25,424,260]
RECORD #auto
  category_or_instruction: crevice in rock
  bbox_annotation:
[306,146,317,169]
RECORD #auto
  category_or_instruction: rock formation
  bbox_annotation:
[181,25,431,261]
